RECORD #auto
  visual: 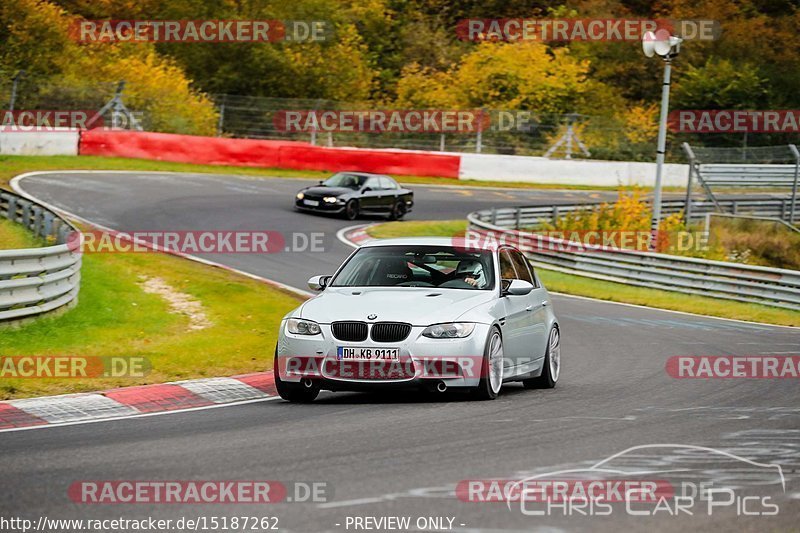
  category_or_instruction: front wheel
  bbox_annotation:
[344,200,359,221]
[274,350,320,402]
[388,200,407,221]
[523,326,560,389]
[474,327,503,400]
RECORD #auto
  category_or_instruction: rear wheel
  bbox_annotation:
[523,326,560,389]
[388,200,407,220]
[474,328,503,400]
[274,349,320,402]
[344,200,359,220]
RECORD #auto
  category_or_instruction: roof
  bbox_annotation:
[361,236,500,251]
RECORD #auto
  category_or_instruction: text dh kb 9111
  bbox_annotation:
[274,237,561,401]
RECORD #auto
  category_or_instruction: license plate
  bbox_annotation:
[303,199,320,206]
[337,347,399,361]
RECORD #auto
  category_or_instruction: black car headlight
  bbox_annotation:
[296,192,304,200]
[323,196,338,203]
[286,318,321,335]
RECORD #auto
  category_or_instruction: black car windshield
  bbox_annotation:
[322,173,368,190]
[330,245,495,290]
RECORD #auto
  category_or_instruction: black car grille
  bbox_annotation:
[331,321,368,342]
[370,322,412,343]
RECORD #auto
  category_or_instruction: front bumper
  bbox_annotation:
[295,200,346,214]
[276,321,491,391]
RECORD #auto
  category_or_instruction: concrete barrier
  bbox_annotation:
[459,153,688,187]
[0,130,79,156]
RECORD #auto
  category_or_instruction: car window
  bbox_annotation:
[379,177,397,190]
[508,249,534,284]
[499,250,517,280]
[331,245,495,290]
[364,177,380,190]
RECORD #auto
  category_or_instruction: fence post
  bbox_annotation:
[552,205,559,224]
[789,144,799,223]
[490,207,497,225]
[681,142,695,223]
[8,70,25,111]
[439,133,445,152]
[515,207,521,229]
[216,95,226,136]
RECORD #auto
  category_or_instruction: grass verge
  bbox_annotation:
[0,217,46,249]
[0,154,672,192]
[365,219,800,327]
[0,250,303,399]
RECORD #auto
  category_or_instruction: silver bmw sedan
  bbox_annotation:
[274,237,560,402]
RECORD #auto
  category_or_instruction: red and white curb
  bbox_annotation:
[336,224,377,249]
[0,372,277,432]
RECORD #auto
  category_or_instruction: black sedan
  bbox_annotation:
[294,172,414,220]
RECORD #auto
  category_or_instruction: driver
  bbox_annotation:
[455,259,485,288]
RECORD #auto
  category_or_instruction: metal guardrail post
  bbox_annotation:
[490,207,497,225]
[552,206,559,224]
[515,207,521,229]
[681,142,695,222]
[789,144,799,223]
[7,196,17,221]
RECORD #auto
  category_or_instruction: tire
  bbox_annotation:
[474,327,504,400]
[344,200,359,221]
[274,349,320,403]
[388,200,407,221]
[523,325,560,389]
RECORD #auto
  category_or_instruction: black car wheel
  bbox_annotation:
[344,199,359,220]
[389,200,407,221]
[274,348,320,403]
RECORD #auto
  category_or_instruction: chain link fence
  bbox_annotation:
[3,72,798,161]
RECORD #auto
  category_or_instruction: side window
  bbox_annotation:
[509,250,534,285]
[499,250,518,280]
[379,177,397,190]
[364,177,380,190]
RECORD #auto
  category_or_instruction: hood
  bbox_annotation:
[299,286,495,325]
[302,186,354,197]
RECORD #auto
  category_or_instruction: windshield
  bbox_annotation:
[322,173,368,190]
[330,245,495,290]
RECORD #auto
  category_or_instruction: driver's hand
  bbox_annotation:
[464,277,478,286]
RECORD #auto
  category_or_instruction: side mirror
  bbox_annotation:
[307,275,332,291]
[502,279,533,296]
[318,180,324,185]
[362,187,372,193]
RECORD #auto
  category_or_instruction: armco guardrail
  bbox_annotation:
[468,202,800,311]
[0,189,81,322]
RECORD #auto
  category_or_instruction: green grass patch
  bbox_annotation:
[366,219,800,327]
[0,250,303,399]
[367,219,468,239]
[0,217,46,249]
[0,154,668,192]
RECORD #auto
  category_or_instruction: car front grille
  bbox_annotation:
[331,321,368,342]
[370,322,412,343]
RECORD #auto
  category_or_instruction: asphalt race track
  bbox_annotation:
[2,171,799,532]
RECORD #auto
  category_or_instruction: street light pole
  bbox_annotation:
[642,31,682,251]
[649,58,672,251]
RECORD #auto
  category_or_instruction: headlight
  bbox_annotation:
[422,322,475,338]
[296,192,304,200]
[323,196,338,203]
[286,318,321,335]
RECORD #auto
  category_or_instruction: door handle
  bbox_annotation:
[525,305,533,312]
[541,301,549,307]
